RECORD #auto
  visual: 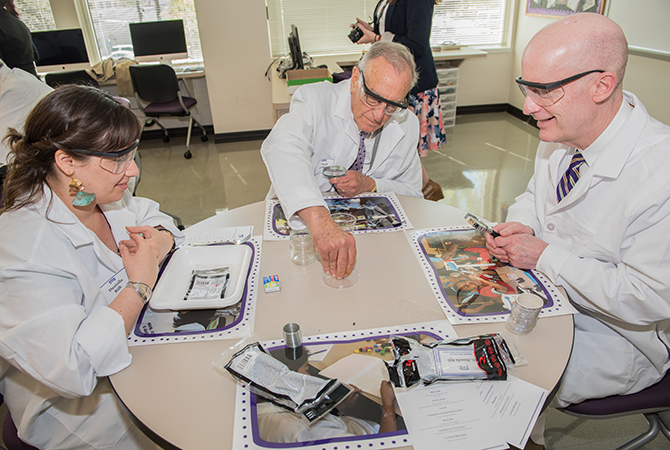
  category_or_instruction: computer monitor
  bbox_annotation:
[288,24,304,70]
[31,28,90,73]
[129,19,188,63]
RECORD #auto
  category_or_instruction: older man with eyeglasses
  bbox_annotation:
[261,41,422,280]
[485,13,670,449]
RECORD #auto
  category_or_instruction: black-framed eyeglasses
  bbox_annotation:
[359,71,410,115]
[69,139,139,174]
[515,70,605,107]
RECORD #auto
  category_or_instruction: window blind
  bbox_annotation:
[15,0,56,31]
[431,0,508,46]
[83,0,203,62]
[267,0,379,57]
[267,0,510,58]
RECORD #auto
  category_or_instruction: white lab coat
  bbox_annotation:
[0,188,183,449]
[508,92,670,406]
[0,63,52,163]
[261,79,422,227]
[256,402,379,442]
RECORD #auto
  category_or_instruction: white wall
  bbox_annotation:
[47,0,670,133]
[508,0,670,125]
[193,0,275,134]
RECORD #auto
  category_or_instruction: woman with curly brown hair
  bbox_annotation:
[0,85,183,449]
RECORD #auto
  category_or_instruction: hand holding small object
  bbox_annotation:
[122,225,174,262]
[485,222,546,269]
[330,170,375,197]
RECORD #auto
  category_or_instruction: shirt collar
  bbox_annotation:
[32,187,95,248]
[579,94,634,168]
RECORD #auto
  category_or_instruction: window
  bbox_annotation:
[15,0,56,31]
[431,0,508,47]
[15,0,203,64]
[267,0,379,57]
[83,0,203,63]
[266,0,510,58]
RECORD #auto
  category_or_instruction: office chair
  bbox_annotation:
[44,70,99,88]
[559,370,670,450]
[131,150,184,230]
[1,395,38,450]
[129,64,207,159]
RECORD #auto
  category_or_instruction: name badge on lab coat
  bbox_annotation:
[100,268,129,304]
[315,158,335,176]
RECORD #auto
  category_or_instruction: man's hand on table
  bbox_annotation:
[485,221,547,270]
[298,206,356,279]
[330,170,376,197]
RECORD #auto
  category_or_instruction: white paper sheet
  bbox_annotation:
[474,377,548,449]
[395,376,548,450]
[396,383,508,450]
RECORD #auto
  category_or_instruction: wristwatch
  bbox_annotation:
[126,281,152,304]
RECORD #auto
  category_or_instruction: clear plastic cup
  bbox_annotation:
[323,212,359,289]
[331,212,357,232]
[289,229,316,266]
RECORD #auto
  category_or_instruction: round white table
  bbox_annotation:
[110,196,573,450]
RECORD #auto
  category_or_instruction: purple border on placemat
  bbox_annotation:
[247,330,445,449]
[132,241,255,338]
[416,229,553,318]
[271,196,403,236]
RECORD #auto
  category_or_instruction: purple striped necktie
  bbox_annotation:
[349,131,367,172]
[556,151,586,203]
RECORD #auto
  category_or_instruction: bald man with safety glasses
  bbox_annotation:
[485,13,670,449]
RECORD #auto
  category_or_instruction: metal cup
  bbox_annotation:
[506,293,544,335]
[283,322,302,348]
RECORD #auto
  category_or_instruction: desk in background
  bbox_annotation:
[109,196,573,450]
[270,48,487,122]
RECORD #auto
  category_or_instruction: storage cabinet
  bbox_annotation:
[436,66,458,127]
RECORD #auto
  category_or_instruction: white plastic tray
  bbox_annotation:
[150,244,252,311]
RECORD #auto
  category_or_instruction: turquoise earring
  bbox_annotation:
[69,178,96,207]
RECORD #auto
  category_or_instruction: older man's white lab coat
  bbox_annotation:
[261,79,422,227]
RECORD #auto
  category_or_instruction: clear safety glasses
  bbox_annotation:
[515,70,605,107]
[69,140,139,174]
[359,71,410,115]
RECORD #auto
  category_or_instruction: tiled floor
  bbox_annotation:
[2,112,668,449]
[135,112,541,228]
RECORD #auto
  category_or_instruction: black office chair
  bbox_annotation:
[44,70,99,88]
[128,64,207,159]
[132,150,184,230]
[559,370,670,450]
[1,394,38,450]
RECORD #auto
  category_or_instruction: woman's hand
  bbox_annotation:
[354,18,378,45]
[119,228,162,287]
[356,18,374,32]
[121,225,174,263]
